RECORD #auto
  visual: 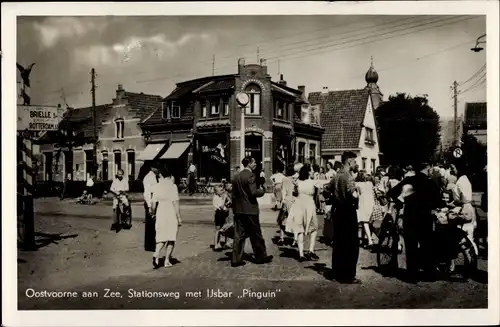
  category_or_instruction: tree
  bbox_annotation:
[375,93,441,167]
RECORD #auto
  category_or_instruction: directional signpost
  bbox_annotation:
[17,104,65,250]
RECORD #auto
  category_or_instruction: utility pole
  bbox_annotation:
[90,68,97,178]
[257,47,260,63]
[452,80,458,146]
[278,59,280,78]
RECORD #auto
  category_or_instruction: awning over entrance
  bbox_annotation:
[137,143,167,161]
[160,142,190,159]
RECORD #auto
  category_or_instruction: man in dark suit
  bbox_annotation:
[231,156,273,267]
[387,162,441,283]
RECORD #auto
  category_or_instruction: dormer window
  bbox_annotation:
[115,119,124,139]
[275,101,286,119]
[210,100,219,116]
[201,104,207,118]
[171,101,181,118]
[301,105,310,124]
[223,98,229,116]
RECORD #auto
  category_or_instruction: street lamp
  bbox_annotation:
[471,34,486,52]
[236,92,250,169]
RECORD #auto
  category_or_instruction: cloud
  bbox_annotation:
[33,17,107,49]
[74,32,217,66]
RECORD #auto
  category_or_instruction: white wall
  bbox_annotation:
[358,97,380,173]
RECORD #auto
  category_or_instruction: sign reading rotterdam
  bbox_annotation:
[17,105,64,131]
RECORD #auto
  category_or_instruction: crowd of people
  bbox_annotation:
[108,152,479,283]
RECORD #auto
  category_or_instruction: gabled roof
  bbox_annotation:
[464,102,487,127]
[165,74,236,100]
[125,91,163,121]
[309,88,370,149]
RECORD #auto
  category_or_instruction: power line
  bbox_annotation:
[459,64,486,85]
[459,75,486,95]
[137,16,471,85]
[39,16,476,105]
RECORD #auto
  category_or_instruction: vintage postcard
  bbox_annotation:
[2,1,499,326]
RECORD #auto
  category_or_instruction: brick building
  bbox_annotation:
[140,58,324,182]
[310,63,383,173]
[36,85,162,182]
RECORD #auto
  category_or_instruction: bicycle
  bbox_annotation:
[376,201,405,272]
[109,191,132,231]
[376,203,478,279]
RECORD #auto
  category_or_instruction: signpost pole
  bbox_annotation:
[240,105,245,170]
[20,131,35,250]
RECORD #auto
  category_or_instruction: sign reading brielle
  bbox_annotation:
[17,105,64,131]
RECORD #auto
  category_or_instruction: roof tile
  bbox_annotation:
[309,89,370,150]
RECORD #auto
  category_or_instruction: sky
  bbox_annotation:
[16,15,486,120]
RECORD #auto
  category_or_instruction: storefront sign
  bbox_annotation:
[17,105,64,131]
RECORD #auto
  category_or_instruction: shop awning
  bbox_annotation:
[137,143,167,161]
[160,142,191,159]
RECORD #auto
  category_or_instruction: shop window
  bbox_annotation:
[115,119,124,139]
[245,85,261,116]
[127,150,135,180]
[171,101,181,118]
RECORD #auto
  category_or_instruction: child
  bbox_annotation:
[219,183,234,247]
[212,184,231,251]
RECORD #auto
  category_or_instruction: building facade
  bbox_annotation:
[140,58,324,182]
[310,63,383,173]
[463,102,487,145]
[36,85,163,182]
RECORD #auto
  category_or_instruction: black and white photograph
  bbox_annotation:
[2,1,499,326]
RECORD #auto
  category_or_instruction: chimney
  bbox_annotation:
[322,86,329,94]
[117,84,125,98]
[298,85,305,94]
[238,58,246,74]
[278,74,287,87]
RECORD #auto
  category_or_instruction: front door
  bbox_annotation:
[245,134,263,166]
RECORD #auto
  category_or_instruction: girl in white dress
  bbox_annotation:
[150,166,182,268]
[355,171,375,247]
[287,164,323,262]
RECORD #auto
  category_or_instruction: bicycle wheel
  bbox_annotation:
[453,236,478,279]
[377,219,400,272]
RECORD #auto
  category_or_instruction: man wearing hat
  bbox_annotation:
[143,161,160,251]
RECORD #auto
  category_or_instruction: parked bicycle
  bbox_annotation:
[376,201,478,279]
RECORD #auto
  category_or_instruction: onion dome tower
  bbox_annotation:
[365,56,383,109]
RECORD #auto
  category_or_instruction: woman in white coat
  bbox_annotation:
[150,166,182,268]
